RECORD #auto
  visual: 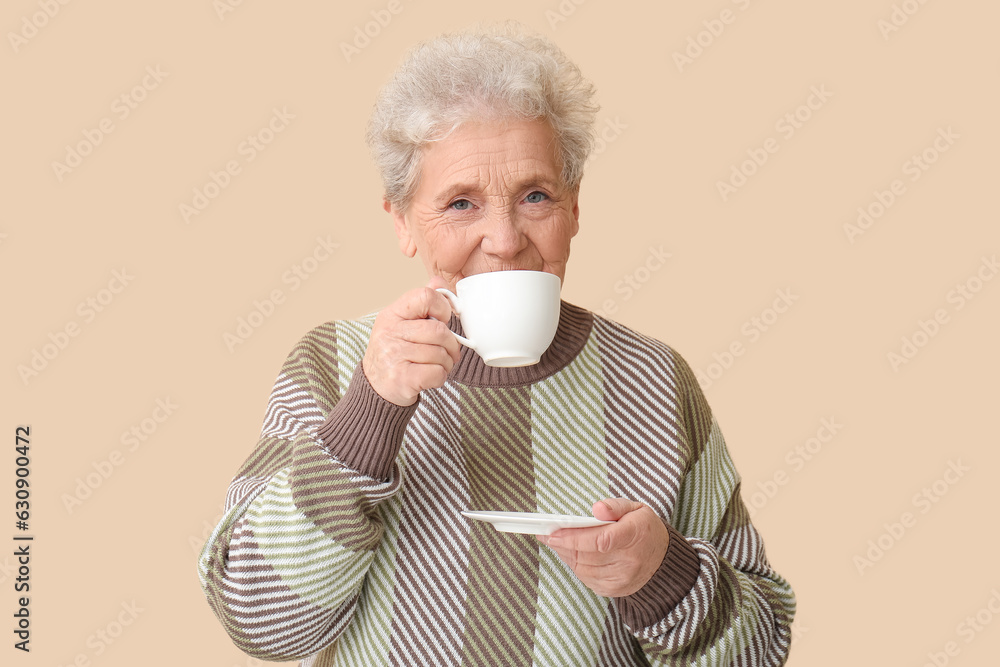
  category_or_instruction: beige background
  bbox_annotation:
[3,0,998,665]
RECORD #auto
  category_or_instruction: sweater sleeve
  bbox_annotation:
[615,355,797,666]
[197,322,417,660]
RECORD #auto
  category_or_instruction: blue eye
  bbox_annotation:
[525,191,547,204]
[450,199,472,210]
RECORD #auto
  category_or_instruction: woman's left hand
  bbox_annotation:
[536,498,669,598]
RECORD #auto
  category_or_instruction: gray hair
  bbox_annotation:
[366,22,599,211]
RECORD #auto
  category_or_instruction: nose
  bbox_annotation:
[480,211,527,260]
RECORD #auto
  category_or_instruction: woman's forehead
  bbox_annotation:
[419,120,564,193]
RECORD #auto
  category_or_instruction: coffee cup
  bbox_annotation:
[435,270,561,367]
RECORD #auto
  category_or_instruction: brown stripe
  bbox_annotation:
[459,385,541,667]
[232,437,291,492]
[716,484,767,571]
[671,350,714,466]
[286,322,341,415]
[203,533,357,653]
[595,599,645,666]
[286,432,391,551]
[597,319,686,517]
[389,384,470,666]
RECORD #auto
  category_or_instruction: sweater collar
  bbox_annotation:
[447,300,594,387]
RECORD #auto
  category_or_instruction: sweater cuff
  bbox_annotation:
[616,522,701,630]
[315,363,418,481]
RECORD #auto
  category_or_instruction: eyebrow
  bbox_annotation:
[432,176,562,206]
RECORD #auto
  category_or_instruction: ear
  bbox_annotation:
[386,199,417,258]
[569,188,581,238]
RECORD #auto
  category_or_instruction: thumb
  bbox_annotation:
[426,275,450,291]
[593,498,643,521]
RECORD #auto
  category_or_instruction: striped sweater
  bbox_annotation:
[198,301,796,666]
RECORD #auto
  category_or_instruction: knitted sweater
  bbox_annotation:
[198,301,796,666]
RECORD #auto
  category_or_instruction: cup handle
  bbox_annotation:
[435,288,475,349]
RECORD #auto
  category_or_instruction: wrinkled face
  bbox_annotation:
[387,118,580,291]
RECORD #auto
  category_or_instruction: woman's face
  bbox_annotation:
[387,118,580,291]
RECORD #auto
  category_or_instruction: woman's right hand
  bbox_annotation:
[362,278,462,406]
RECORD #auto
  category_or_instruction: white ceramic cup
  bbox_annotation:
[435,270,561,367]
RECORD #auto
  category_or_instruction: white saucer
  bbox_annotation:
[460,510,615,535]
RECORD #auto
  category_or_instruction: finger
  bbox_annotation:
[426,275,450,291]
[389,319,459,365]
[374,313,460,362]
[540,520,637,554]
[368,323,458,368]
[421,278,463,326]
[542,542,612,569]
[403,360,453,393]
[541,543,649,595]
[394,318,459,347]
[390,286,454,324]
[592,498,644,522]
[390,339,459,371]
[425,288,457,325]
[412,289,463,363]
[413,318,462,363]
[559,558,638,598]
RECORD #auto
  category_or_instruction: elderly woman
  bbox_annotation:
[199,24,795,666]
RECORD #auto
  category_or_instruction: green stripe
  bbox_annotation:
[533,548,608,666]
[332,317,375,397]
[531,334,608,515]
[674,417,738,539]
[234,436,290,482]
[248,469,371,608]
[334,464,405,666]
[530,337,609,665]
[460,385,541,667]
